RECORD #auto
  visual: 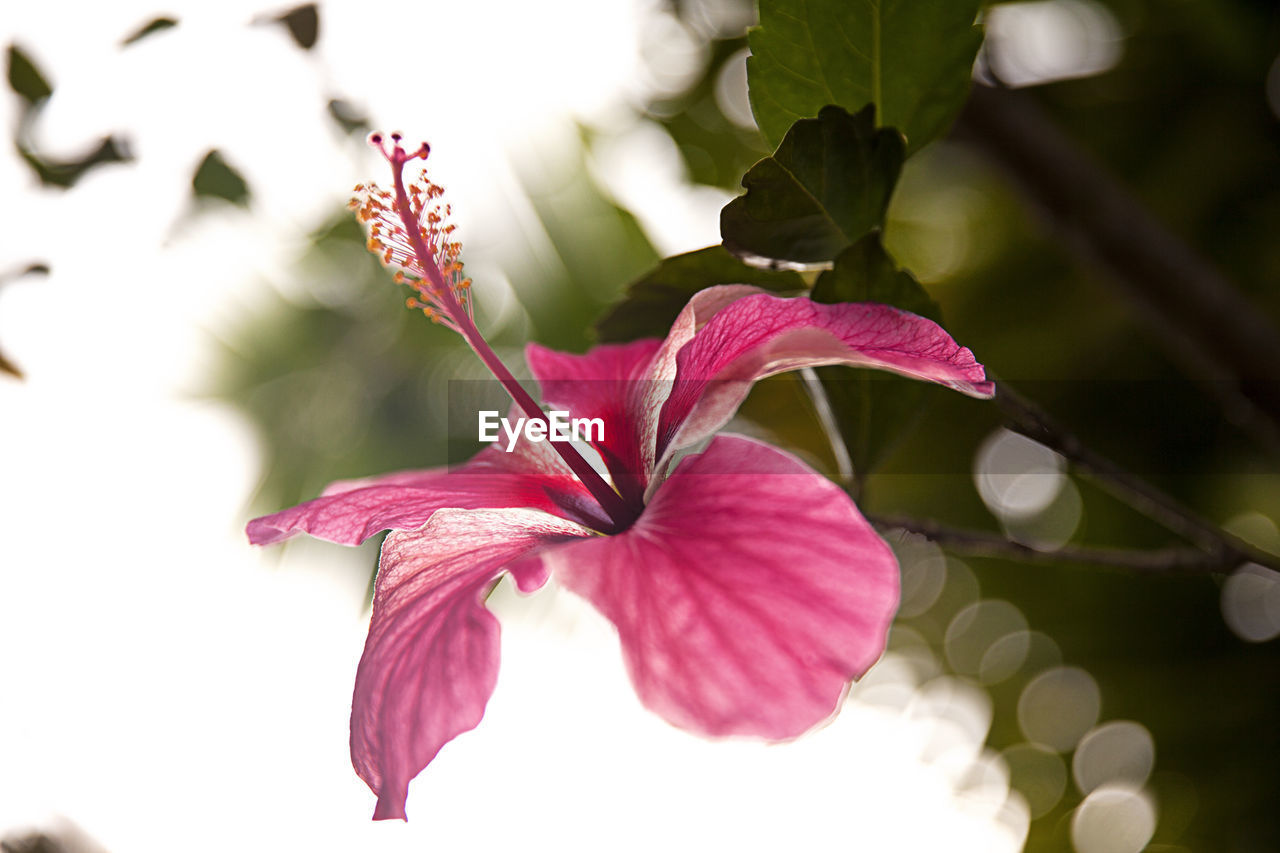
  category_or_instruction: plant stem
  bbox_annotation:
[993,380,1280,574]
[867,513,1240,575]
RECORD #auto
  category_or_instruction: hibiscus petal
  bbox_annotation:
[246,439,601,547]
[551,434,899,740]
[352,507,595,819]
[527,286,763,495]
[527,338,661,503]
[629,285,767,482]
[655,293,995,468]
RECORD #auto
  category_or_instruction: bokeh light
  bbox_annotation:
[1072,720,1156,795]
[975,428,1066,521]
[1017,666,1101,752]
[1069,784,1157,853]
[983,0,1123,88]
[715,47,756,130]
[1220,563,1280,643]
[945,599,1029,678]
[1001,743,1068,819]
[895,536,950,618]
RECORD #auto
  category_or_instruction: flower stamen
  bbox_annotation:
[352,133,474,327]
[353,132,637,531]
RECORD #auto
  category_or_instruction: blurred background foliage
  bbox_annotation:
[7,0,1280,850]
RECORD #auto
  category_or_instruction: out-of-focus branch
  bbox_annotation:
[954,83,1280,455]
[993,381,1280,575]
[869,513,1237,575]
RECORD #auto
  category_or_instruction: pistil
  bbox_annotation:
[360,133,636,530]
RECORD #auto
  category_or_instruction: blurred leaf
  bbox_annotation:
[1,262,51,281]
[6,43,52,104]
[515,136,660,349]
[327,98,369,135]
[0,832,69,853]
[0,262,48,379]
[192,149,250,206]
[274,3,319,50]
[747,0,983,151]
[647,36,769,189]
[121,17,178,46]
[595,245,805,342]
[721,104,903,263]
[19,136,132,189]
[811,234,941,479]
[0,348,21,379]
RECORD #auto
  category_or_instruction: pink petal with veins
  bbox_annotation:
[352,507,595,819]
[655,293,995,465]
[552,434,899,739]
[246,440,601,546]
[527,338,661,503]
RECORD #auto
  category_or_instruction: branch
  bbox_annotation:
[869,513,1237,575]
[993,381,1280,575]
[954,83,1280,455]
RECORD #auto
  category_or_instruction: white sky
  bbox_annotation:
[0,1,1028,849]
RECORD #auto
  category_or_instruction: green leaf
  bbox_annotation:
[192,149,251,206]
[19,136,132,189]
[595,245,805,342]
[810,231,940,321]
[121,17,178,47]
[6,44,53,104]
[276,4,319,50]
[747,0,984,151]
[810,234,941,479]
[720,104,904,264]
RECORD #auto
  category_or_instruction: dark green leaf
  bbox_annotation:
[720,104,904,264]
[276,4,319,50]
[810,232,940,321]
[192,149,251,206]
[121,17,178,46]
[19,136,132,189]
[595,245,805,342]
[811,234,941,479]
[6,44,52,104]
[747,0,984,151]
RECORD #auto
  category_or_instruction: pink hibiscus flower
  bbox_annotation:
[247,135,994,819]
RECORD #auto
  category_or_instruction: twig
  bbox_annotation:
[954,83,1280,456]
[993,380,1280,574]
[869,513,1237,575]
